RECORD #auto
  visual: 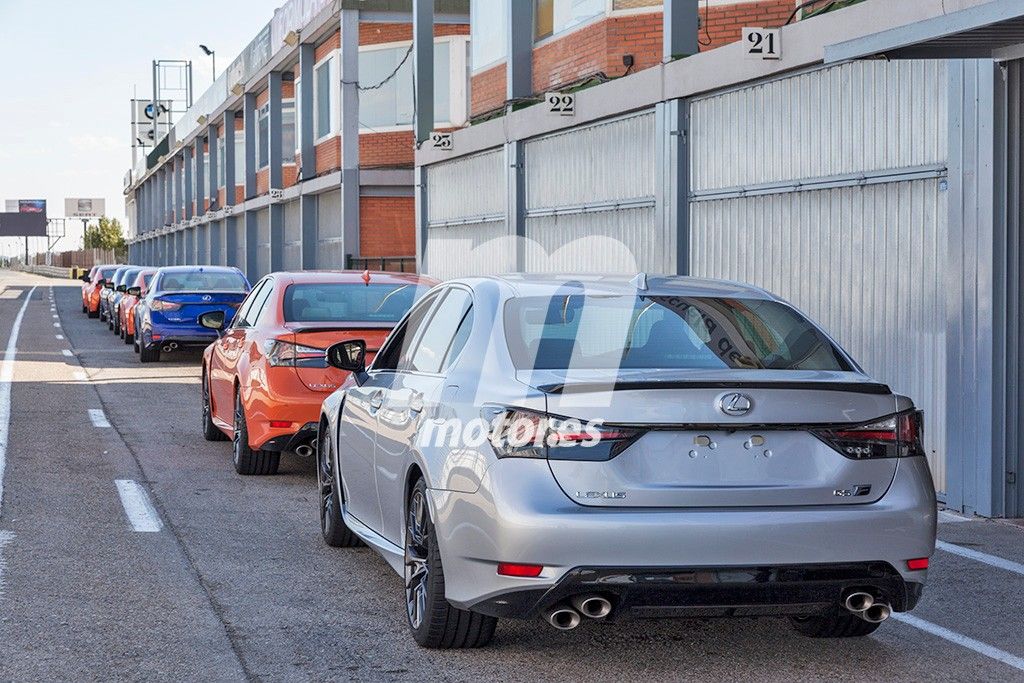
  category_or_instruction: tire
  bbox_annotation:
[132,328,141,354]
[122,324,133,345]
[88,307,98,319]
[232,392,279,475]
[139,340,160,363]
[790,609,883,638]
[107,311,114,331]
[405,478,497,649]
[81,302,87,314]
[316,421,362,547]
[201,372,228,442]
[112,312,120,336]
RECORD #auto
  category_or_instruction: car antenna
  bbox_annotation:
[362,269,371,286]
[630,272,648,291]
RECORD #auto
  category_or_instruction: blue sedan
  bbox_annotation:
[133,266,251,363]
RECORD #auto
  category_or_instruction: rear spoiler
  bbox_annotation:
[538,380,892,395]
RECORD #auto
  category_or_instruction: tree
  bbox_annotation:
[83,217,126,252]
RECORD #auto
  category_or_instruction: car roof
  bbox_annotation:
[451,273,778,301]
[272,270,436,286]
[155,265,242,274]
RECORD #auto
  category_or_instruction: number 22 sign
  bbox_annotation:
[742,27,781,60]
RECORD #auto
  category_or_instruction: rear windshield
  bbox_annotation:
[158,271,248,293]
[504,294,852,372]
[283,283,424,323]
[118,270,140,285]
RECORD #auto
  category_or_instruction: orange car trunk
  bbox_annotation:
[286,324,391,393]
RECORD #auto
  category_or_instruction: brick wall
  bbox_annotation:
[470,0,795,117]
[360,131,415,169]
[359,196,415,257]
[359,21,468,46]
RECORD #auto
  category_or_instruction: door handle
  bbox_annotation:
[408,392,424,415]
[369,392,384,410]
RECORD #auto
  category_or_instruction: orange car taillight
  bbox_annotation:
[812,410,925,460]
[263,339,327,368]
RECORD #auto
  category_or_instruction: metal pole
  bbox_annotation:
[413,0,435,144]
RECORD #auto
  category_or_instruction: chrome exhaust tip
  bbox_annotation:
[570,594,612,619]
[543,605,581,631]
[861,602,892,623]
[295,444,314,458]
[844,591,875,614]
[161,344,175,353]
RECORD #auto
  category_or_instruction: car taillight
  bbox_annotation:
[813,410,924,460]
[486,407,641,461]
[264,339,327,368]
[150,298,182,312]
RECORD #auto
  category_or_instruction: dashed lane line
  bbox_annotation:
[936,540,1024,577]
[87,409,111,429]
[0,286,37,517]
[114,480,163,533]
[61,350,74,358]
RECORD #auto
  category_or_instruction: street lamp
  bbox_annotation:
[199,44,216,84]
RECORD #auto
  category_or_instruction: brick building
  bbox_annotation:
[126,0,471,277]
[469,0,796,118]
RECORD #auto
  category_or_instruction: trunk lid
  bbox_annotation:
[286,323,391,393]
[157,291,248,323]
[535,369,899,508]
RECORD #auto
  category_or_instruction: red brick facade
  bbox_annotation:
[471,0,794,117]
[360,131,415,169]
[359,196,415,257]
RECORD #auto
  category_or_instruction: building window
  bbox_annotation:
[203,152,210,194]
[257,104,270,168]
[470,0,507,70]
[282,100,296,163]
[359,42,450,128]
[315,58,332,139]
[217,134,226,187]
[234,134,245,185]
[535,0,605,41]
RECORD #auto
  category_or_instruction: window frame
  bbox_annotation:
[233,278,270,330]
[313,54,338,143]
[404,287,474,376]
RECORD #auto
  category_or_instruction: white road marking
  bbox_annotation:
[52,322,60,328]
[73,371,87,381]
[61,350,74,358]
[893,613,1024,673]
[114,480,163,533]
[87,409,111,429]
[938,510,975,523]
[51,314,58,319]
[0,286,37,517]
[55,335,64,340]
[936,540,1024,577]
[0,530,12,598]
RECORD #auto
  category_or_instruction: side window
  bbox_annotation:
[440,306,473,372]
[233,280,268,328]
[372,292,441,372]
[406,289,473,374]
[244,280,275,328]
[254,283,279,326]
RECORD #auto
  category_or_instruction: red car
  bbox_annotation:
[119,268,157,346]
[81,264,119,318]
[201,271,436,475]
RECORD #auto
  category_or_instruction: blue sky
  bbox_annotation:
[0,0,284,257]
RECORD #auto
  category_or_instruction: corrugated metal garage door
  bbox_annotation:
[317,190,344,268]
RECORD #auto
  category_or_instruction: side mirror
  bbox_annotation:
[198,310,226,331]
[126,286,141,297]
[104,282,114,290]
[116,285,127,293]
[326,340,367,380]
[80,274,91,283]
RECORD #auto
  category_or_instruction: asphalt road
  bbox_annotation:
[0,270,1023,682]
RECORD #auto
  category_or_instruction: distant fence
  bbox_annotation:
[26,248,123,269]
[12,264,74,279]
[345,255,417,273]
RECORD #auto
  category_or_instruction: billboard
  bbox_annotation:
[0,199,48,237]
[131,98,173,150]
[65,197,106,218]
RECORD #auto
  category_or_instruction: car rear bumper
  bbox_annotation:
[427,456,936,617]
[260,421,318,452]
[145,323,218,347]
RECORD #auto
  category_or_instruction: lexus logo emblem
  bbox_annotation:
[201,295,212,302]
[717,392,753,417]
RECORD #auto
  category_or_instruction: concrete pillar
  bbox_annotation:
[415,166,428,273]
[208,125,219,208]
[184,147,194,220]
[223,110,237,207]
[664,0,699,61]
[268,71,284,274]
[226,216,240,270]
[413,0,434,144]
[195,137,207,216]
[340,9,360,265]
[655,99,691,275]
[506,141,526,271]
[507,0,534,100]
[299,42,318,270]
[244,92,257,200]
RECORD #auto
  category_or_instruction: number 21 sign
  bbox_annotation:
[742,27,781,60]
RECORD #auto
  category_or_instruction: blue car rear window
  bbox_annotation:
[159,272,247,292]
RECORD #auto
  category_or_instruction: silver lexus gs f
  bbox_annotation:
[315,274,936,649]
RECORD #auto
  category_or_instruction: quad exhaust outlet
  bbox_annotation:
[295,444,314,458]
[544,595,613,629]
[161,342,179,353]
[544,604,581,631]
[570,594,612,619]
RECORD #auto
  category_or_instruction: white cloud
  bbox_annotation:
[67,135,121,153]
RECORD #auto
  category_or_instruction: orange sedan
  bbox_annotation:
[119,268,157,346]
[200,271,436,475]
[81,264,119,318]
